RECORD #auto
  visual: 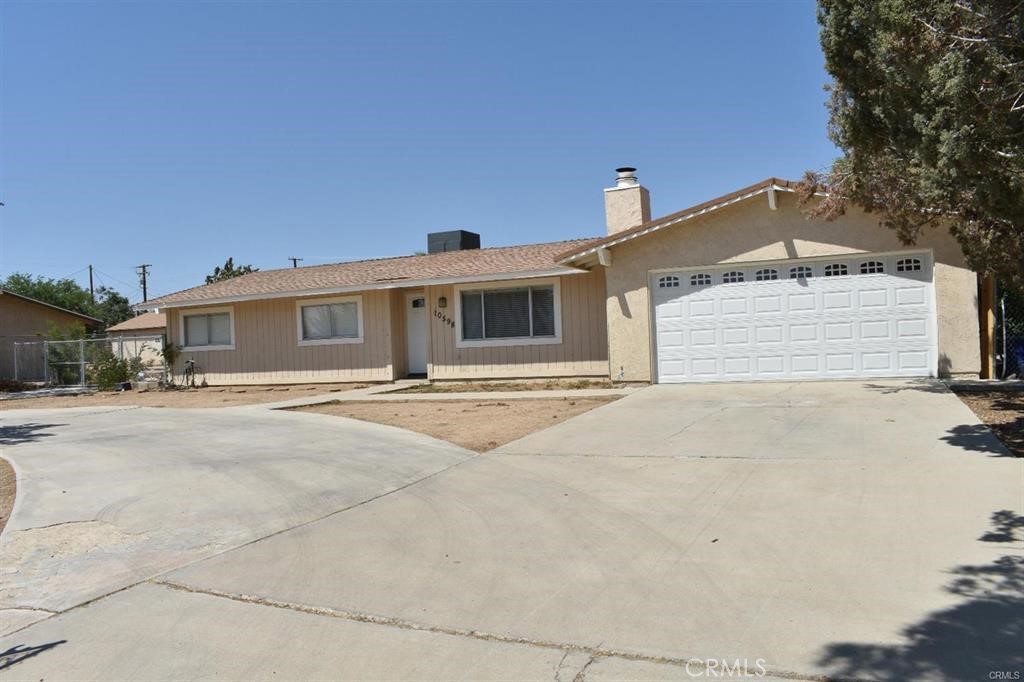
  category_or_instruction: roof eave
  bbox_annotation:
[557,179,823,265]
[136,266,588,310]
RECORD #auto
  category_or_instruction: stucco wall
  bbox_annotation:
[166,291,394,385]
[604,193,980,381]
[425,269,609,380]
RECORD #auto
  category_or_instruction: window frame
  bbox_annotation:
[824,263,849,277]
[179,306,236,351]
[454,277,562,349]
[295,295,364,347]
[658,275,680,288]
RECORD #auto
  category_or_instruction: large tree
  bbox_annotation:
[1,273,134,328]
[804,0,1024,290]
[205,257,258,284]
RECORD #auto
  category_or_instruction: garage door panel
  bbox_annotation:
[654,251,936,382]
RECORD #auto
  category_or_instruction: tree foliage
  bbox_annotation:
[805,0,1024,290]
[1,273,135,328]
[205,257,258,284]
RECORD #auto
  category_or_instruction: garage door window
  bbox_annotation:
[897,258,922,272]
[860,261,885,274]
[658,276,680,288]
[722,271,745,283]
[755,268,778,281]
[824,263,849,277]
[790,266,813,279]
[690,273,712,287]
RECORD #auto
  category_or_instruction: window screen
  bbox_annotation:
[461,285,555,341]
[301,302,359,340]
[184,312,231,347]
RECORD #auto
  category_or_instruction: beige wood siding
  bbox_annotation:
[167,291,394,385]
[426,269,608,379]
[0,294,99,379]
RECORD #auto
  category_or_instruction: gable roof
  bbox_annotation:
[141,238,597,309]
[107,311,166,332]
[556,178,803,264]
[0,288,103,325]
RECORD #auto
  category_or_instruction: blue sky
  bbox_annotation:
[0,1,836,303]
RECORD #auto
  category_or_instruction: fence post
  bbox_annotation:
[79,339,86,386]
[43,340,49,385]
[13,343,18,381]
[979,275,996,379]
[118,337,124,361]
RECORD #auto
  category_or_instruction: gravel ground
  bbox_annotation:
[0,457,14,534]
[954,390,1024,457]
[0,383,368,410]
[387,379,625,394]
[294,397,617,452]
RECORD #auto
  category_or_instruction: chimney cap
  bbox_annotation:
[615,167,637,174]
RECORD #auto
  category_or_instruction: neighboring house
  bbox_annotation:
[140,169,984,385]
[106,311,166,367]
[0,289,103,380]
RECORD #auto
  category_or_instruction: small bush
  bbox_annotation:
[90,352,147,391]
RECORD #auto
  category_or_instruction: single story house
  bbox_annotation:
[140,169,985,385]
[106,311,167,367]
[0,289,103,380]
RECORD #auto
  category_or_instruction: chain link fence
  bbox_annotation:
[995,282,1024,379]
[12,334,165,386]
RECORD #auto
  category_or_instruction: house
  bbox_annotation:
[106,311,167,367]
[0,288,103,380]
[140,169,984,385]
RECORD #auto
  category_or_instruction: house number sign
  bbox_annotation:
[434,310,456,329]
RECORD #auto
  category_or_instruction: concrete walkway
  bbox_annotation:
[1,379,1021,681]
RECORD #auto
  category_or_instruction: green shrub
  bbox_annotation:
[90,352,147,391]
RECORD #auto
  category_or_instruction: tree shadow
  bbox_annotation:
[817,512,1024,681]
[862,379,950,394]
[940,423,1015,457]
[0,640,67,670]
[0,422,66,446]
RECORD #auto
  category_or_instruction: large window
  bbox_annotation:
[297,297,362,345]
[182,310,233,349]
[459,283,558,346]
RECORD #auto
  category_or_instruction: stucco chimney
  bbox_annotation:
[603,167,651,235]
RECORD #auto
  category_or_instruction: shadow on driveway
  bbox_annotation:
[0,423,66,446]
[817,510,1024,681]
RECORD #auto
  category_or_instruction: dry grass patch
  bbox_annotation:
[954,390,1024,457]
[0,383,369,410]
[388,378,625,394]
[294,397,616,452]
[1,457,14,534]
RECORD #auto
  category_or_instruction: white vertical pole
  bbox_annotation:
[79,339,86,386]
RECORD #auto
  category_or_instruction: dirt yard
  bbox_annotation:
[0,457,14,534]
[294,397,616,452]
[955,390,1024,457]
[388,378,625,394]
[0,383,368,410]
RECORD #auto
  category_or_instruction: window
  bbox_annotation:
[824,263,849,277]
[722,271,744,283]
[789,265,813,279]
[755,268,779,281]
[459,283,558,345]
[690,273,712,287]
[182,310,233,349]
[860,261,884,274]
[658,276,680,288]
[296,296,363,345]
[897,258,922,272]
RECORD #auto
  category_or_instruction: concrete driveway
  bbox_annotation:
[1,380,1021,681]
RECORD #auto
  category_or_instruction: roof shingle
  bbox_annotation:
[143,238,596,308]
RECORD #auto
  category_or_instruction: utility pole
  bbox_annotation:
[288,257,303,268]
[136,264,151,302]
[88,265,95,303]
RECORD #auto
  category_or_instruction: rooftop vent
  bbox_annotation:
[427,230,481,254]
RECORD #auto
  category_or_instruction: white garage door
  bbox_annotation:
[653,252,937,383]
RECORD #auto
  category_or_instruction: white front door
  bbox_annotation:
[652,251,937,383]
[406,293,428,375]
